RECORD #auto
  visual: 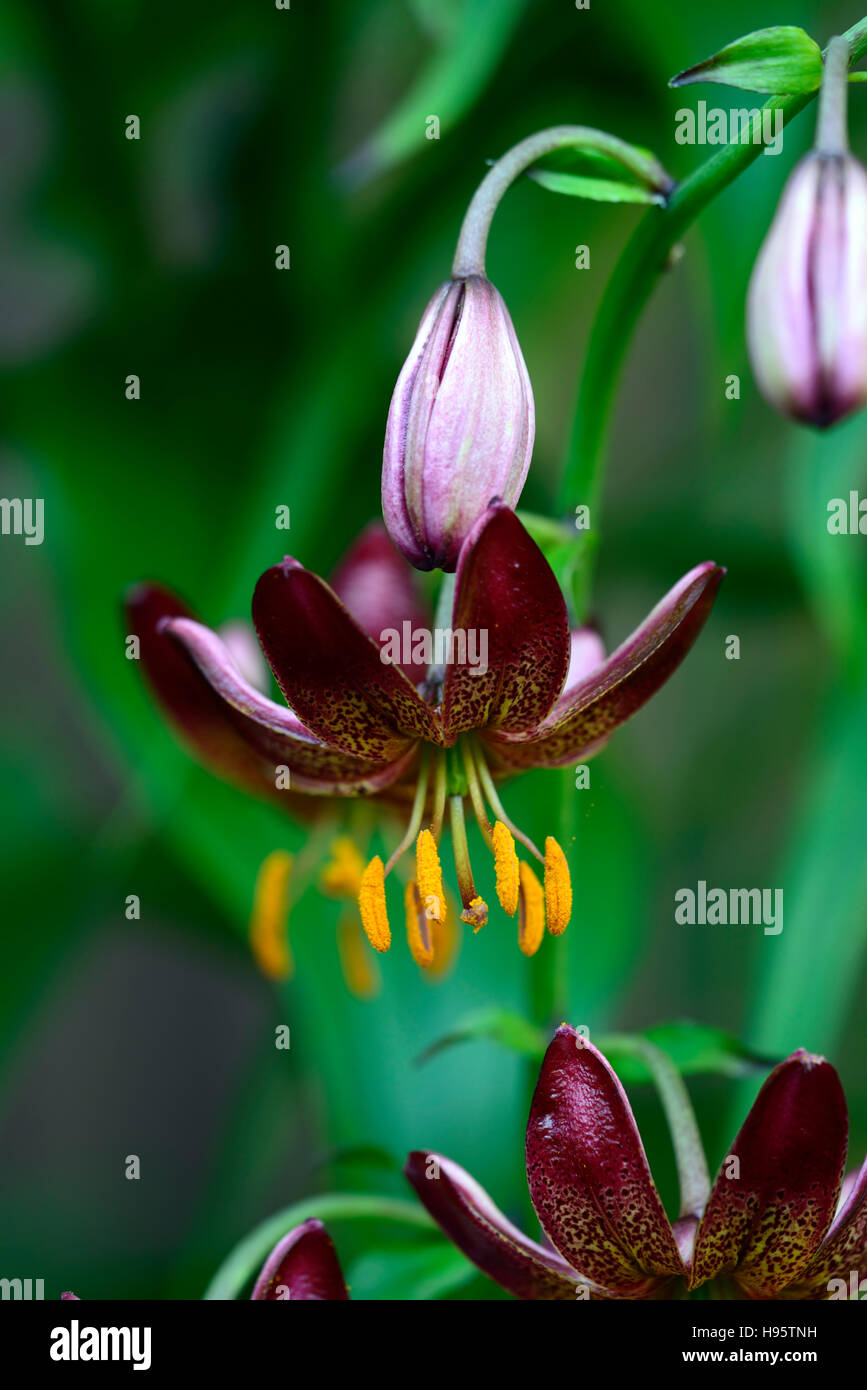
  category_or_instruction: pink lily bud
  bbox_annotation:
[382,275,534,572]
[747,151,867,428]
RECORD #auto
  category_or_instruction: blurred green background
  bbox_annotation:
[1,0,865,1299]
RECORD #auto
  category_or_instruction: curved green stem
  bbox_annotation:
[203,1194,434,1299]
[453,125,671,277]
[558,18,867,616]
[816,36,851,153]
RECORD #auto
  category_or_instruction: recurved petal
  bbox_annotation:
[252,558,443,759]
[250,1219,350,1300]
[564,627,606,692]
[404,1150,604,1300]
[786,1154,867,1298]
[329,522,432,683]
[441,502,569,740]
[690,1050,848,1297]
[525,1027,684,1294]
[164,615,420,795]
[484,562,723,771]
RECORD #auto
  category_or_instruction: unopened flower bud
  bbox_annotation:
[382,275,533,571]
[747,151,867,429]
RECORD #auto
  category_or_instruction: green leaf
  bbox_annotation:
[669,27,823,95]
[528,168,665,205]
[415,1006,547,1067]
[599,1023,778,1084]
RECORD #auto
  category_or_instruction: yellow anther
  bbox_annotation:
[405,880,435,969]
[544,836,572,936]
[249,850,294,981]
[337,914,381,999]
[492,820,519,917]
[429,894,460,978]
[518,861,545,957]
[415,828,446,925]
[358,856,391,953]
[320,836,366,899]
[461,895,488,932]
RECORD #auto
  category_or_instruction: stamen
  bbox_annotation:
[448,793,488,931]
[518,861,545,957]
[492,821,519,916]
[358,856,391,952]
[543,836,572,936]
[430,894,460,977]
[384,748,431,876]
[320,836,365,899]
[462,742,493,848]
[473,748,544,862]
[337,914,381,998]
[430,750,448,841]
[404,880,435,968]
[416,829,446,924]
[249,850,294,980]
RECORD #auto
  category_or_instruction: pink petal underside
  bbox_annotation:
[329,521,432,683]
[525,1027,685,1295]
[404,1150,607,1300]
[690,1050,848,1296]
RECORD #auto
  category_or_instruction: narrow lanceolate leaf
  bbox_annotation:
[527,138,673,203]
[670,27,824,95]
[600,1023,779,1083]
[415,1006,547,1067]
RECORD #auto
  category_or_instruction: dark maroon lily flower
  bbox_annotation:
[250,1219,350,1300]
[127,503,722,963]
[406,1026,867,1300]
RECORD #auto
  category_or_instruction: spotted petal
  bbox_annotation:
[441,503,570,740]
[330,521,431,683]
[404,1150,601,1300]
[485,562,723,770]
[783,1153,867,1298]
[250,1220,349,1300]
[253,557,443,759]
[689,1050,847,1296]
[525,1027,684,1295]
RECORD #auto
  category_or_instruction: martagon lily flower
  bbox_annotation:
[250,1219,350,1301]
[127,503,722,964]
[406,1025,867,1300]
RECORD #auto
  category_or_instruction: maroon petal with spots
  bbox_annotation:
[330,521,432,683]
[525,1026,684,1295]
[690,1050,848,1297]
[404,1150,601,1300]
[252,558,443,759]
[778,1153,867,1298]
[441,503,569,741]
[485,562,723,771]
[165,615,420,796]
[250,1220,349,1301]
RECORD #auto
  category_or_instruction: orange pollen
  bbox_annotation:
[518,861,545,957]
[415,828,446,925]
[358,856,391,953]
[249,850,294,981]
[543,836,572,936]
[336,914,381,999]
[461,895,488,932]
[320,836,366,899]
[405,880,435,969]
[492,821,519,917]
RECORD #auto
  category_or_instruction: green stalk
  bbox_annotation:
[557,19,867,615]
[203,1194,434,1299]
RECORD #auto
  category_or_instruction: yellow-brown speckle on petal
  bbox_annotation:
[337,913,381,998]
[518,861,545,957]
[492,820,519,916]
[544,836,572,936]
[249,850,294,980]
[415,828,445,925]
[405,879,435,969]
[358,855,391,953]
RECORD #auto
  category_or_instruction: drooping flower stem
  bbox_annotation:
[452,126,672,278]
[558,18,867,617]
[815,36,851,154]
